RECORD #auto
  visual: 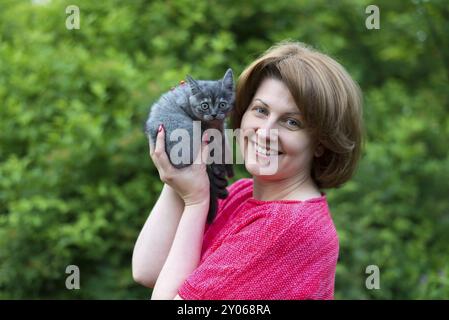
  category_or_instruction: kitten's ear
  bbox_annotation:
[222,68,234,91]
[186,75,201,95]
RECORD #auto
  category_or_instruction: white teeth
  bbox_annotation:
[256,144,268,155]
[255,143,278,156]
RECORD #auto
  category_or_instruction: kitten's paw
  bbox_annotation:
[213,177,228,189]
[216,187,229,199]
[225,164,234,178]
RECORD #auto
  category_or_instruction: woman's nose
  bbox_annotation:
[256,117,277,134]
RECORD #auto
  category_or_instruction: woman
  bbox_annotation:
[132,41,363,300]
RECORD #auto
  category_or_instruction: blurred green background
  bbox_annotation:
[0,0,448,299]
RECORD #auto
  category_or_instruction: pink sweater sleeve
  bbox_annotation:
[178,201,339,300]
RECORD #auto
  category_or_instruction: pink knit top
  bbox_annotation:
[177,178,339,300]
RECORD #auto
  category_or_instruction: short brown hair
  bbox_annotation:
[231,41,364,189]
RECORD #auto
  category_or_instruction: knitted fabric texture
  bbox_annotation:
[177,178,339,300]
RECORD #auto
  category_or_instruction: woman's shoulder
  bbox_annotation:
[243,190,330,219]
[246,195,337,241]
[217,179,337,237]
[278,197,338,247]
[227,177,253,194]
[219,177,254,206]
[213,178,253,217]
[216,178,253,214]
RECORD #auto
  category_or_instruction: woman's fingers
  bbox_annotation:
[152,124,174,174]
[201,132,210,164]
[149,135,155,156]
[153,125,165,155]
[151,126,210,185]
[149,125,162,157]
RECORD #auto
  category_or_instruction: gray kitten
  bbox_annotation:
[145,69,235,224]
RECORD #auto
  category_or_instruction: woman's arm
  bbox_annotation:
[134,124,210,295]
[151,199,209,300]
[132,183,184,288]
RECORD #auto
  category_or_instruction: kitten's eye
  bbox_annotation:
[219,102,227,108]
[200,102,209,110]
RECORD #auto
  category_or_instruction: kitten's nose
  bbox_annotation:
[211,113,217,118]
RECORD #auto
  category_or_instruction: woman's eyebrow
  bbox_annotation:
[254,98,301,115]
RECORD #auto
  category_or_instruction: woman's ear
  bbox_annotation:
[314,144,324,157]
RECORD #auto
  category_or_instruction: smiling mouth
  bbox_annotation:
[251,140,283,156]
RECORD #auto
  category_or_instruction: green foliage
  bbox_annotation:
[0,0,448,299]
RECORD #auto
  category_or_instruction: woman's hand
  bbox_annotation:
[149,124,210,207]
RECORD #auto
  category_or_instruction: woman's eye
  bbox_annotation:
[219,102,227,108]
[286,118,301,127]
[254,106,267,114]
[201,102,209,110]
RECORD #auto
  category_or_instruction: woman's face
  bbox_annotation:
[239,77,316,180]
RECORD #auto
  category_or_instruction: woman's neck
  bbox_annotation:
[252,173,321,202]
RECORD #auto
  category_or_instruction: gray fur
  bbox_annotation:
[144,69,235,224]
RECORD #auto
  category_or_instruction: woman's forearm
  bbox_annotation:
[132,184,184,287]
[150,199,209,300]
